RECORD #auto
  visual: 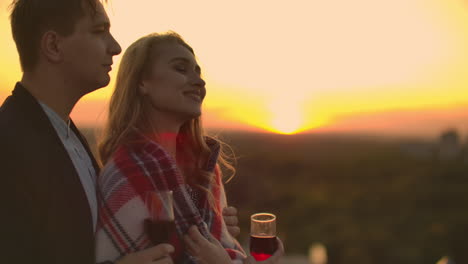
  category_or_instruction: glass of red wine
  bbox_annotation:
[250,212,278,261]
[144,190,176,245]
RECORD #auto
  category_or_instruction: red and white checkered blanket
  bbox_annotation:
[95,134,246,263]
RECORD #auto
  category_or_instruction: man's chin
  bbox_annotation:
[92,76,111,90]
[99,75,111,87]
[81,77,111,96]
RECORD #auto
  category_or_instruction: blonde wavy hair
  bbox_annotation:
[98,32,235,207]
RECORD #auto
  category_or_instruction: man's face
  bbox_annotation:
[60,1,121,94]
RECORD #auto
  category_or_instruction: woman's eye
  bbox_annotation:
[175,65,187,73]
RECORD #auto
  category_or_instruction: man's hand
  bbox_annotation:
[116,244,174,264]
[244,237,285,264]
[223,206,240,237]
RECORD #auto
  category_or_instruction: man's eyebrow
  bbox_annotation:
[170,57,201,73]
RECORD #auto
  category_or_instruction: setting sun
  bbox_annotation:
[270,113,303,135]
[268,98,304,135]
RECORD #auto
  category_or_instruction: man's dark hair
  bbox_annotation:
[9,0,102,72]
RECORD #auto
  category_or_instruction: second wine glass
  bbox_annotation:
[250,212,278,261]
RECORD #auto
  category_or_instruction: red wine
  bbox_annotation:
[144,219,176,245]
[250,235,278,261]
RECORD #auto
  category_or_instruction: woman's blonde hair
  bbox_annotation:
[99,32,235,207]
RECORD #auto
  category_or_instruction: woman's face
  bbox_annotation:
[139,42,206,125]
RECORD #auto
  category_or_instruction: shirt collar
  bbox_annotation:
[38,101,71,139]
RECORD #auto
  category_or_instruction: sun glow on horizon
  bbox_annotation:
[268,97,306,135]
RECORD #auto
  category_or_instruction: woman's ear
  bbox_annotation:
[139,80,148,95]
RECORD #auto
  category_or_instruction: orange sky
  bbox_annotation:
[1,0,468,137]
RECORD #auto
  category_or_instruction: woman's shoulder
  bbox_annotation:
[204,136,220,150]
[108,139,169,162]
[100,139,177,178]
[98,142,158,192]
[203,136,222,171]
[98,143,146,183]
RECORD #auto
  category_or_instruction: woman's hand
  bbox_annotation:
[115,244,174,264]
[244,237,285,264]
[223,206,240,238]
[183,225,232,264]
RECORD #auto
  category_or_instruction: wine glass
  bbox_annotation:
[249,212,278,261]
[144,190,175,245]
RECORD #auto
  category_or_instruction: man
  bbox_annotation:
[0,0,174,263]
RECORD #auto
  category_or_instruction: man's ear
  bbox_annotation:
[40,31,63,63]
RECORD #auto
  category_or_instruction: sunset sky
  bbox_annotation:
[1,0,468,136]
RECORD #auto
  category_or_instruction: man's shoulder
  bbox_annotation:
[0,84,47,132]
[0,82,40,120]
[0,97,20,138]
[0,91,51,152]
[0,87,24,120]
[0,100,22,163]
[0,95,28,135]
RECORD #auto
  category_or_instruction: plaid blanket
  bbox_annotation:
[95,134,246,263]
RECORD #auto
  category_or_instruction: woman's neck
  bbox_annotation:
[145,116,182,159]
[157,132,178,159]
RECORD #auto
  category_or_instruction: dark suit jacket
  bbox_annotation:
[0,83,99,264]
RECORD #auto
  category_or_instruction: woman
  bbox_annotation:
[95,32,283,264]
